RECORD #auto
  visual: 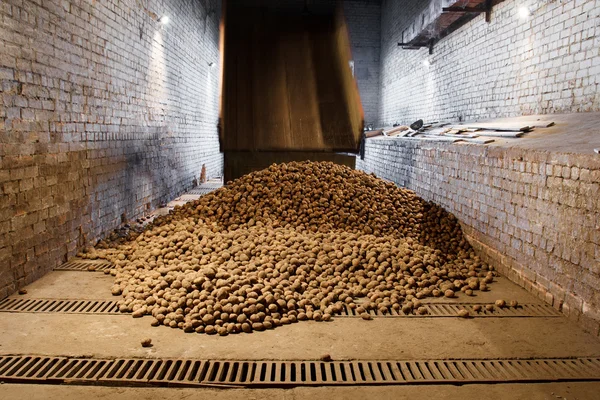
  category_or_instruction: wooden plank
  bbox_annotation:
[411,136,494,144]
[220,3,363,152]
[404,136,461,142]
[460,137,495,144]
[450,123,532,132]
[383,126,409,136]
[333,4,364,147]
[473,130,525,138]
[443,133,480,138]
[311,16,354,150]
[281,20,324,150]
[365,129,384,138]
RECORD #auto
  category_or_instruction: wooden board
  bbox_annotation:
[450,123,532,132]
[473,130,525,138]
[414,136,495,144]
[404,136,461,143]
[442,133,480,138]
[219,1,364,153]
[460,138,495,144]
[365,129,384,138]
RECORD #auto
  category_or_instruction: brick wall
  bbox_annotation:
[357,139,600,335]
[343,0,381,125]
[0,0,223,298]
[379,0,600,125]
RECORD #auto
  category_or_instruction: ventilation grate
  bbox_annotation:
[54,259,112,272]
[1,356,599,387]
[337,303,561,318]
[0,298,120,314]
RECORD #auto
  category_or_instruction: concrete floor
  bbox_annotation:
[472,112,600,153]
[1,269,600,398]
[4,273,600,361]
[1,180,600,398]
[2,382,600,400]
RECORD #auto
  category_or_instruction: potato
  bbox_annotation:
[457,309,469,318]
[111,285,122,296]
[252,322,265,331]
[509,300,519,308]
[205,325,216,335]
[495,299,506,308]
[141,338,152,347]
[92,161,493,335]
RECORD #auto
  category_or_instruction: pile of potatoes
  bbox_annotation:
[86,161,494,335]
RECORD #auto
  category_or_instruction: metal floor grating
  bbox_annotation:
[0,298,120,314]
[186,188,219,196]
[0,298,558,318]
[54,259,112,271]
[186,183,222,196]
[175,194,203,201]
[0,356,599,387]
[337,303,562,318]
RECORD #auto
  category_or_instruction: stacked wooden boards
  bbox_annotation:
[365,119,555,146]
[219,0,364,153]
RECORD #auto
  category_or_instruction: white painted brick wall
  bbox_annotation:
[379,0,600,125]
[0,0,222,298]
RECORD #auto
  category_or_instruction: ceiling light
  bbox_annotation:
[159,16,169,24]
[518,6,531,19]
[422,59,431,67]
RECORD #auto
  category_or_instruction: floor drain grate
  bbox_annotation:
[0,298,120,314]
[0,298,558,318]
[186,187,220,196]
[337,303,561,318]
[54,259,112,272]
[175,194,204,201]
[0,356,598,387]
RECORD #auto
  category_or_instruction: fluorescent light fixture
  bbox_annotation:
[422,59,431,67]
[518,6,531,19]
[159,15,169,24]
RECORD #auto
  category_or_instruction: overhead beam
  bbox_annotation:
[443,0,493,23]
[442,7,484,13]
